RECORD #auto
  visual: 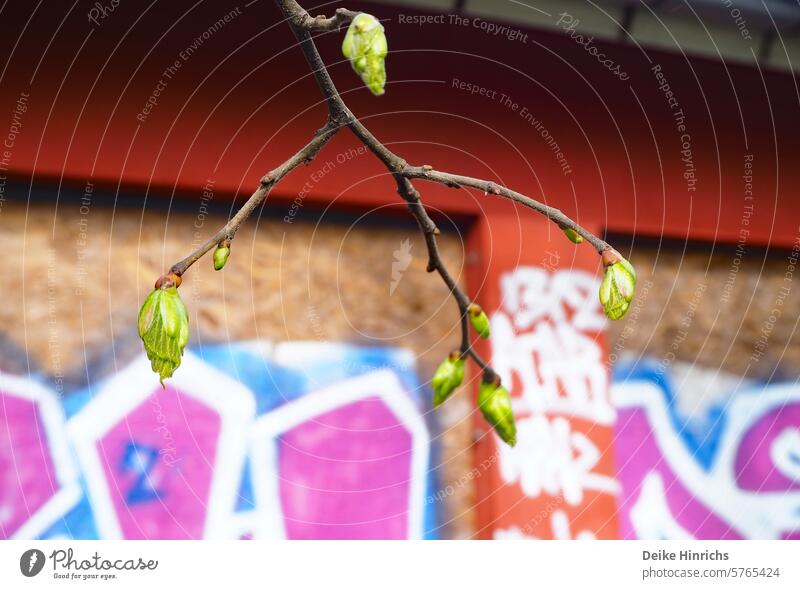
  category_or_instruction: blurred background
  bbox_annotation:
[0,0,798,539]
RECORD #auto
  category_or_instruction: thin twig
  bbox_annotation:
[296,7,359,31]
[402,166,610,253]
[170,121,338,276]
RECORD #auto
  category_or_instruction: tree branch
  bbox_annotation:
[276,0,353,120]
[402,166,611,253]
[278,0,358,31]
[166,0,611,384]
[170,120,338,276]
[272,0,491,370]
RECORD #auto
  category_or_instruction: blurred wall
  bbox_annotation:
[0,189,483,539]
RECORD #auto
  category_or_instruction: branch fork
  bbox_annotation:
[162,0,616,387]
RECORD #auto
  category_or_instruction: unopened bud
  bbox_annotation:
[342,13,388,96]
[562,226,583,244]
[468,303,491,339]
[431,351,465,407]
[599,249,636,320]
[478,376,517,447]
[138,281,189,384]
[213,245,230,271]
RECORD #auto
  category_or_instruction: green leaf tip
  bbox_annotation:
[138,275,189,384]
[431,351,465,407]
[342,13,388,96]
[599,249,636,321]
[478,376,517,447]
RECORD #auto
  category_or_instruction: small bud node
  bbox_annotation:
[601,248,622,268]
[468,303,491,339]
[431,351,466,407]
[154,272,181,290]
[561,226,584,244]
[478,378,517,446]
[213,245,231,271]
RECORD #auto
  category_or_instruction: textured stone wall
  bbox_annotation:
[607,243,800,383]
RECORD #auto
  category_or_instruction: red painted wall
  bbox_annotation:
[2,1,797,245]
[467,212,622,539]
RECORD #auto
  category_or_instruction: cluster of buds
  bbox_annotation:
[341,13,388,96]
[137,13,633,458]
[430,301,519,446]
[429,245,634,446]
[138,272,189,384]
[430,355,517,446]
[599,249,636,320]
[140,238,235,383]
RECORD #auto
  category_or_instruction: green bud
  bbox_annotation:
[138,278,189,384]
[468,303,491,339]
[599,250,636,320]
[562,226,583,244]
[342,13,388,96]
[213,245,230,271]
[431,352,465,407]
[478,377,517,447]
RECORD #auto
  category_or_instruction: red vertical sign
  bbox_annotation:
[469,211,620,539]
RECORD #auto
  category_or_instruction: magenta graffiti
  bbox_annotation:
[614,406,743,539]
[3,347,431,540]
[613,377,800,540]
[95,386,221,539]
[0,393,59,538]
[69,353,254,539]
[734,404,800,494]
[0,375,79,539]
[250,369,429,539]
[278,397,412,539]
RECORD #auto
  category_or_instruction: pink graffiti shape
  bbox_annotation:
[0,393,59,538]
[96,386,220,539]
[277,396,413,539]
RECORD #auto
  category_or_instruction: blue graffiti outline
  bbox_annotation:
[613,360,728,471]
